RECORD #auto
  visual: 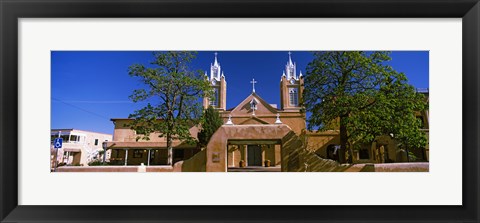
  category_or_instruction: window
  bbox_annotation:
[289,88,298,106]
[133,150,143,158]
[326,145,340,161]
[63,152,69,162]
[250,99,257,110]
[359,148,370,159]
[94,139,99,146]
[70,135,80,142]
[60,135,69,142]
[212,67,219,79]
[209,88,219,107]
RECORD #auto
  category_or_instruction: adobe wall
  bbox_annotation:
[373,163,429,172]
[281,131,349,172]
[55,162,428,172]
[111,119,199,143]
[204,124,294,172]
[56,166,174,172]
[180,124,349,172]
[177,124,430,172]
[176,149,207,172]
[305,131,340,158]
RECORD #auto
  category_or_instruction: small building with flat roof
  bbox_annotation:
[51,129,112,167]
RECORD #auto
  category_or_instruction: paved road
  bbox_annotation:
[228,166,281,172]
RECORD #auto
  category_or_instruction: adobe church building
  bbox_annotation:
[104,53,429,172]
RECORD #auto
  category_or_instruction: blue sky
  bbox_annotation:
[51,51,429,134]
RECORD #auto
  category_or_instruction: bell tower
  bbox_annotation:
[280,52,303,110]
[203,52,227,111]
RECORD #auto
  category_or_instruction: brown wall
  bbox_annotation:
[305,131,340,158]
[178,149,206,172]
[204,125,294,172]
[111,119,199,143]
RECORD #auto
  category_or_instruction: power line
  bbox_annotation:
[51,97,110,120]
[60,100,134,104]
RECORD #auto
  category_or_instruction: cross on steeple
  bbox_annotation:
[285,51,296,80]
[250,78,257,93]
[213,52,219,66]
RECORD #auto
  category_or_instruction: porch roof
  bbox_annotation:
[104,141,195,149]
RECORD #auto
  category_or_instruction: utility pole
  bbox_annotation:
[53,131,61,172]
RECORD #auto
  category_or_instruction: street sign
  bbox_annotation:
[54,138,63,149]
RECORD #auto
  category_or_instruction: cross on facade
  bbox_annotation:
[275,113,282,124]
[250,78,257,93]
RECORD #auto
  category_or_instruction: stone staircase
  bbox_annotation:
[174,148,206,172]
[281,131,351,172]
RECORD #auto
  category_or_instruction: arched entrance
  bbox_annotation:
[204,124,296,172]
[226,139,282,172]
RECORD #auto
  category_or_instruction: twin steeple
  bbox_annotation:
[280,52,304,110]
[282,52,302,80]
[203,52,303,112]
[204,52,227,111]
[209,52,224,81]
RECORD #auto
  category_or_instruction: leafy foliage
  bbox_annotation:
[88,159,108,166]
[126,51,212,165]
[304,51,428,163]
[197,106,224,147]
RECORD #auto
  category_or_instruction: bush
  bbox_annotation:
[198,106,223,147]
[88,159,108,166]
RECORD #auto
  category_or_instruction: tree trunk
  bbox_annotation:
[167,134,173,165]
[405,144,410,162]
[348,144,354,163]
[339,116,348,164]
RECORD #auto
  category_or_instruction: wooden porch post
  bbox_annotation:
[124,149,129,166]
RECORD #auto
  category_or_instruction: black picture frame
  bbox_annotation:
[1,0,478,222]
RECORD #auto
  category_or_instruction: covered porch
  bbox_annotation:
[226,139,282,170]
[104,141,199,166]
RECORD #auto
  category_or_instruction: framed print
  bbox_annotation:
[1,0,479,222]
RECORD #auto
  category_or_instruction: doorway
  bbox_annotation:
[247,145,262,166]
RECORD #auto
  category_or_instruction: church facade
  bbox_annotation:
[104,52,429,171]
[203,53,306,168]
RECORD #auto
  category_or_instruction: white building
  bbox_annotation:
[51,129,112,167]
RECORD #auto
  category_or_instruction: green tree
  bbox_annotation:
[127,51,212,165]
[197,106,224,147]
[304,51,427,163]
